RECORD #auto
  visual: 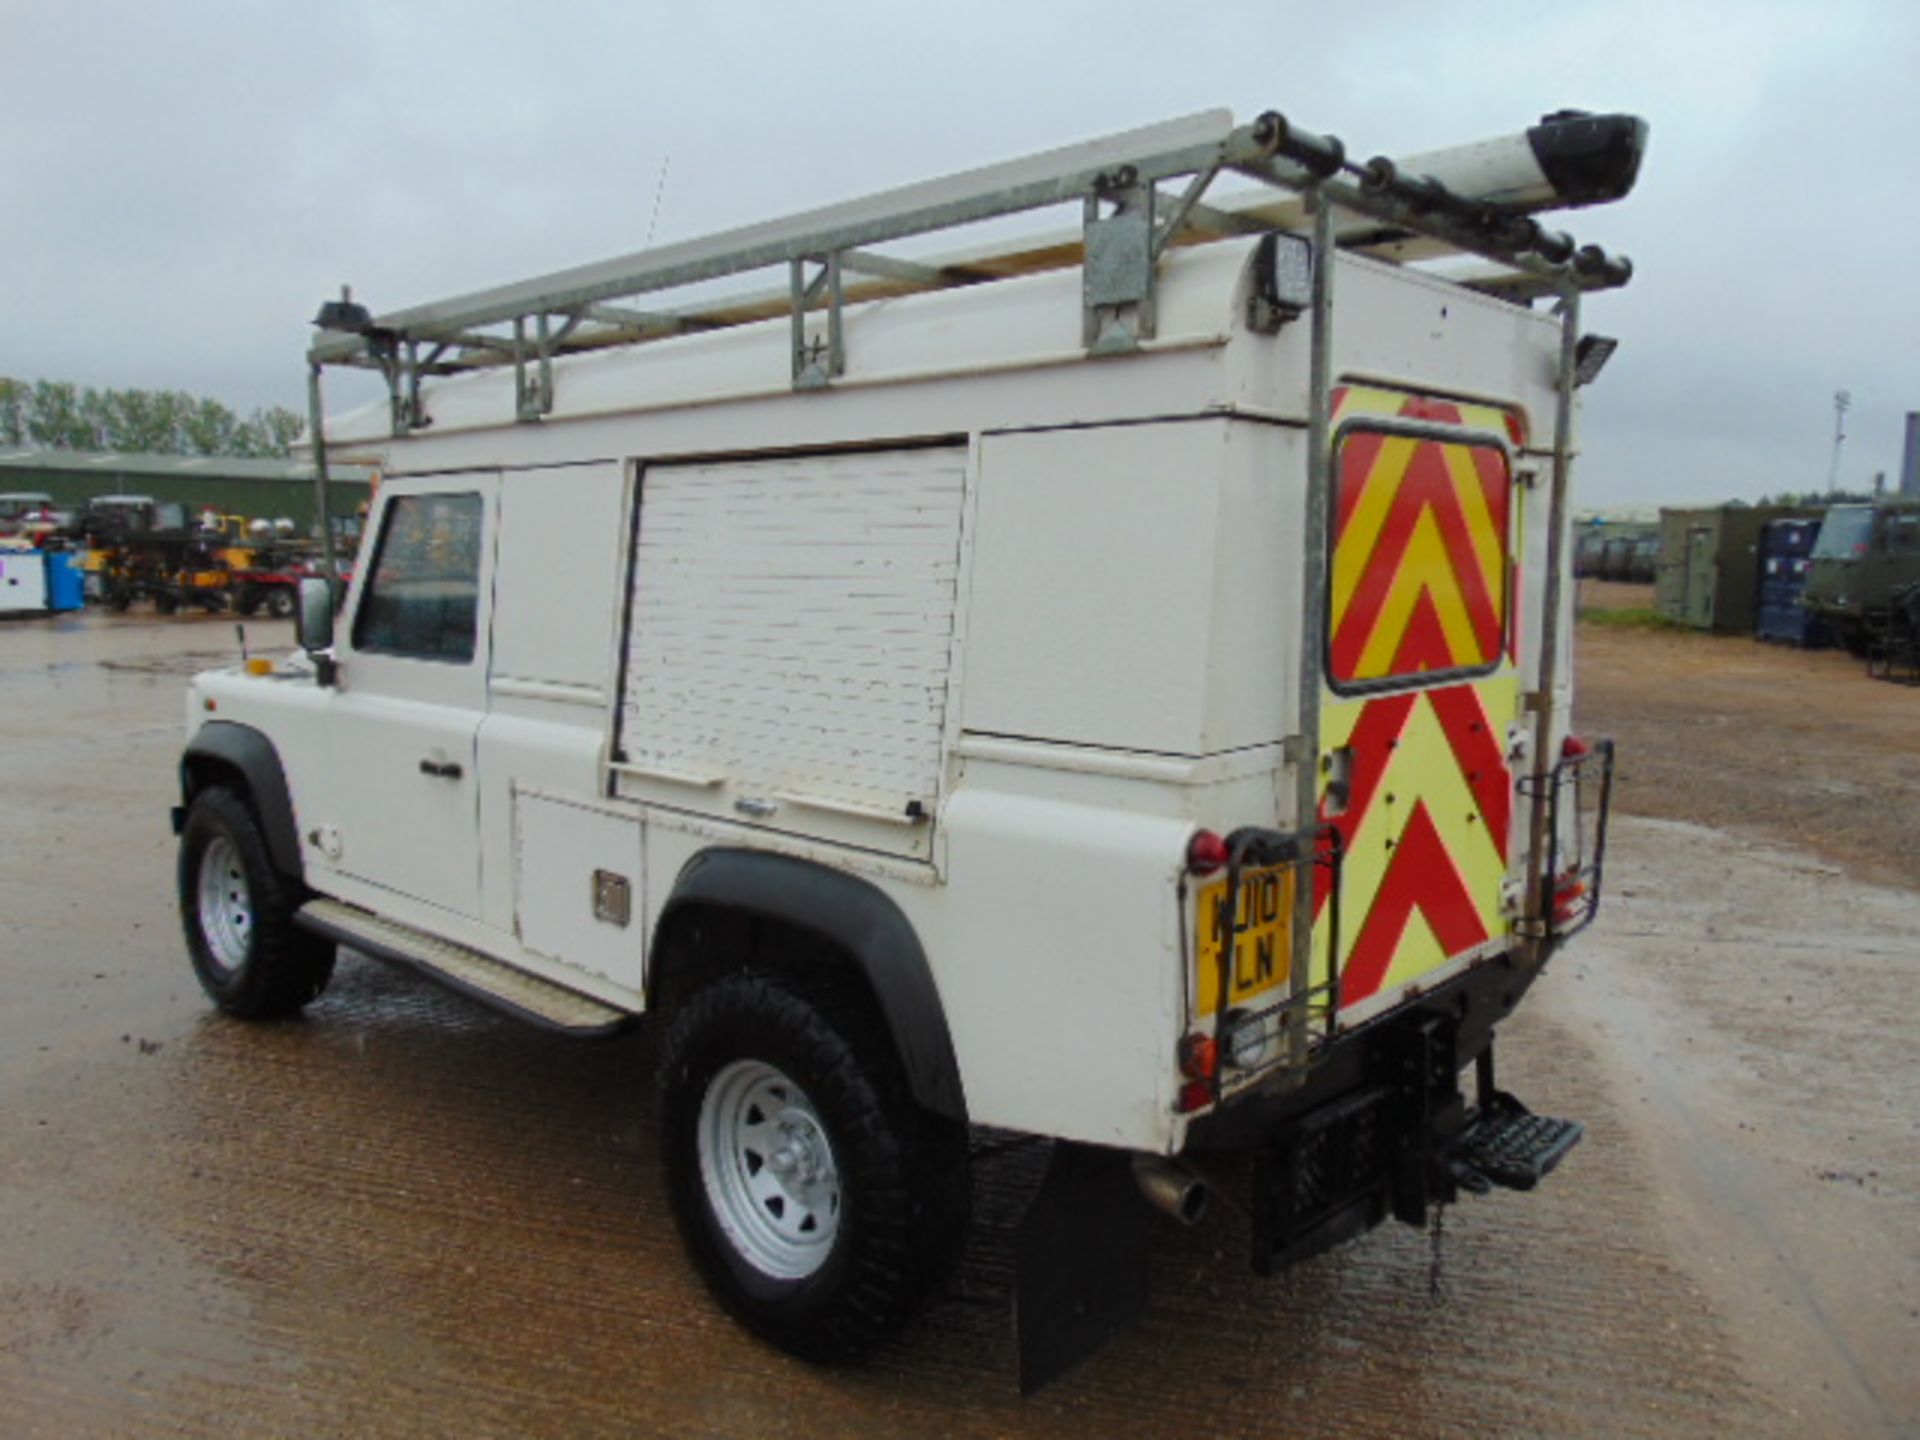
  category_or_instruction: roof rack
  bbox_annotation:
[305,106,1642,433]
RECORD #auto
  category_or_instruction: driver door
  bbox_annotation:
[317,477,498,922]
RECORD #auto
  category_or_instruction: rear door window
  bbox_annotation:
[1328,426,1511,690]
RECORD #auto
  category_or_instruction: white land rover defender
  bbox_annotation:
[173,105,1640,1388]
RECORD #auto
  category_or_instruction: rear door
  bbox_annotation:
[1314,386,1525,1024]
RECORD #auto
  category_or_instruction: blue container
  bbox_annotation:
[43,550,84,612]
[1755,518,1829,645]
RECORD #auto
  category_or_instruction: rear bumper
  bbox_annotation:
[1188,951,1554,1270]
[1186,947,1538,1151]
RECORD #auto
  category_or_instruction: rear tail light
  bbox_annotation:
[1187,829,1230,875]
[1176,1080,1213,1114]
[1553,870,1588,925]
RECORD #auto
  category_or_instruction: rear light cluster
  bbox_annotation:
[1178,831,1231,1114]
[1553,869,1588,925]
[1175,1033,1217,1114]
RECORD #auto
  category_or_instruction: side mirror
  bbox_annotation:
[295,577,338,685]
[295,576,334,651]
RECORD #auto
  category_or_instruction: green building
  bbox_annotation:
[0,447,373,532]
[1655,504,1816,633]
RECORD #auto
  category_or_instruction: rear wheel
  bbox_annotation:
[659,970,967,1361]
[177,787,334,1018]
[264,587,296,619]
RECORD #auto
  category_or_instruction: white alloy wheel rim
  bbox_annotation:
[696,1059,841,1280]
[197,835,253,973]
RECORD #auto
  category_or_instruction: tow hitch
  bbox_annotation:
[1252,1022,1583,1273]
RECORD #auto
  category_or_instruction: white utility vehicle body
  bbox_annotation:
[174,105,1640,1388]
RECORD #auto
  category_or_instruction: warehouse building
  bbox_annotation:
[0,448,373,532]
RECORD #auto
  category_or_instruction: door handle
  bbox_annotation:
[419,759,463,780]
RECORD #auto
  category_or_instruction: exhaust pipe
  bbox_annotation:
[1132,1155,1209,1226]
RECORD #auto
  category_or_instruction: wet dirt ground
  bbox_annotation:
[1,607,1915,1438]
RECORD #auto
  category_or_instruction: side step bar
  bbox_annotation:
[298,898,634,1038]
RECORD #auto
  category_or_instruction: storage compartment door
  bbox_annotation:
[614,445,967,861]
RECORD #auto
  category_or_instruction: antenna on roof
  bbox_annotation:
[646,155,672,249]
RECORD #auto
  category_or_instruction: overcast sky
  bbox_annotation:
[3,0,1914,504]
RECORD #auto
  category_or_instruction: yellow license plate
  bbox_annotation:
[1194,864,1294,1014]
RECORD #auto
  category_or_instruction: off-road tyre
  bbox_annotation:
[177,786,335,1019]
[658,970,968,1362]
[264,587,296,620]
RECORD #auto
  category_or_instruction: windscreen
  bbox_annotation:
[1812,507,1872,559]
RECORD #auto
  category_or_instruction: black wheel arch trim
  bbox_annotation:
[652,848,967,1122]
[180,721,304,881]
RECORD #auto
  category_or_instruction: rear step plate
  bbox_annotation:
[1452,1095,1583,1192]
[298,898,632,1037]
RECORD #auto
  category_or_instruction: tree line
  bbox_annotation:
[0,378,303,459]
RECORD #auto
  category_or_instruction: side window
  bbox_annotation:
[1328,426,1511,688]
[1886,515,1920,554]
[352,492,485,662]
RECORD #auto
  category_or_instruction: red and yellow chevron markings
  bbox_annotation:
[1312,386,1529,1011]
[1329,388,1514,685]
[1314,679,1515,1007]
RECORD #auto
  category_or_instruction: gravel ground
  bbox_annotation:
[1575,582,1920,893]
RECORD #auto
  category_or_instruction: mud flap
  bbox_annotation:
[1012,1140,1150,1394]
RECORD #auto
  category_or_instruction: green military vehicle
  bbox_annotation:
[1803,500,1920,654]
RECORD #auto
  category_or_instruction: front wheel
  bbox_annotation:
[178,787,335,1018]
[264,587,296,619]
[658,971,967,1362]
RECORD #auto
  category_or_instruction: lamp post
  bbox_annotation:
[1828,389,1851,497]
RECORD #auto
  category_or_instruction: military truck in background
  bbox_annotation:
[1803,500,1920,655]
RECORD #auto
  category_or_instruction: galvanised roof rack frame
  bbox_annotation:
[304,106,1638,435]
